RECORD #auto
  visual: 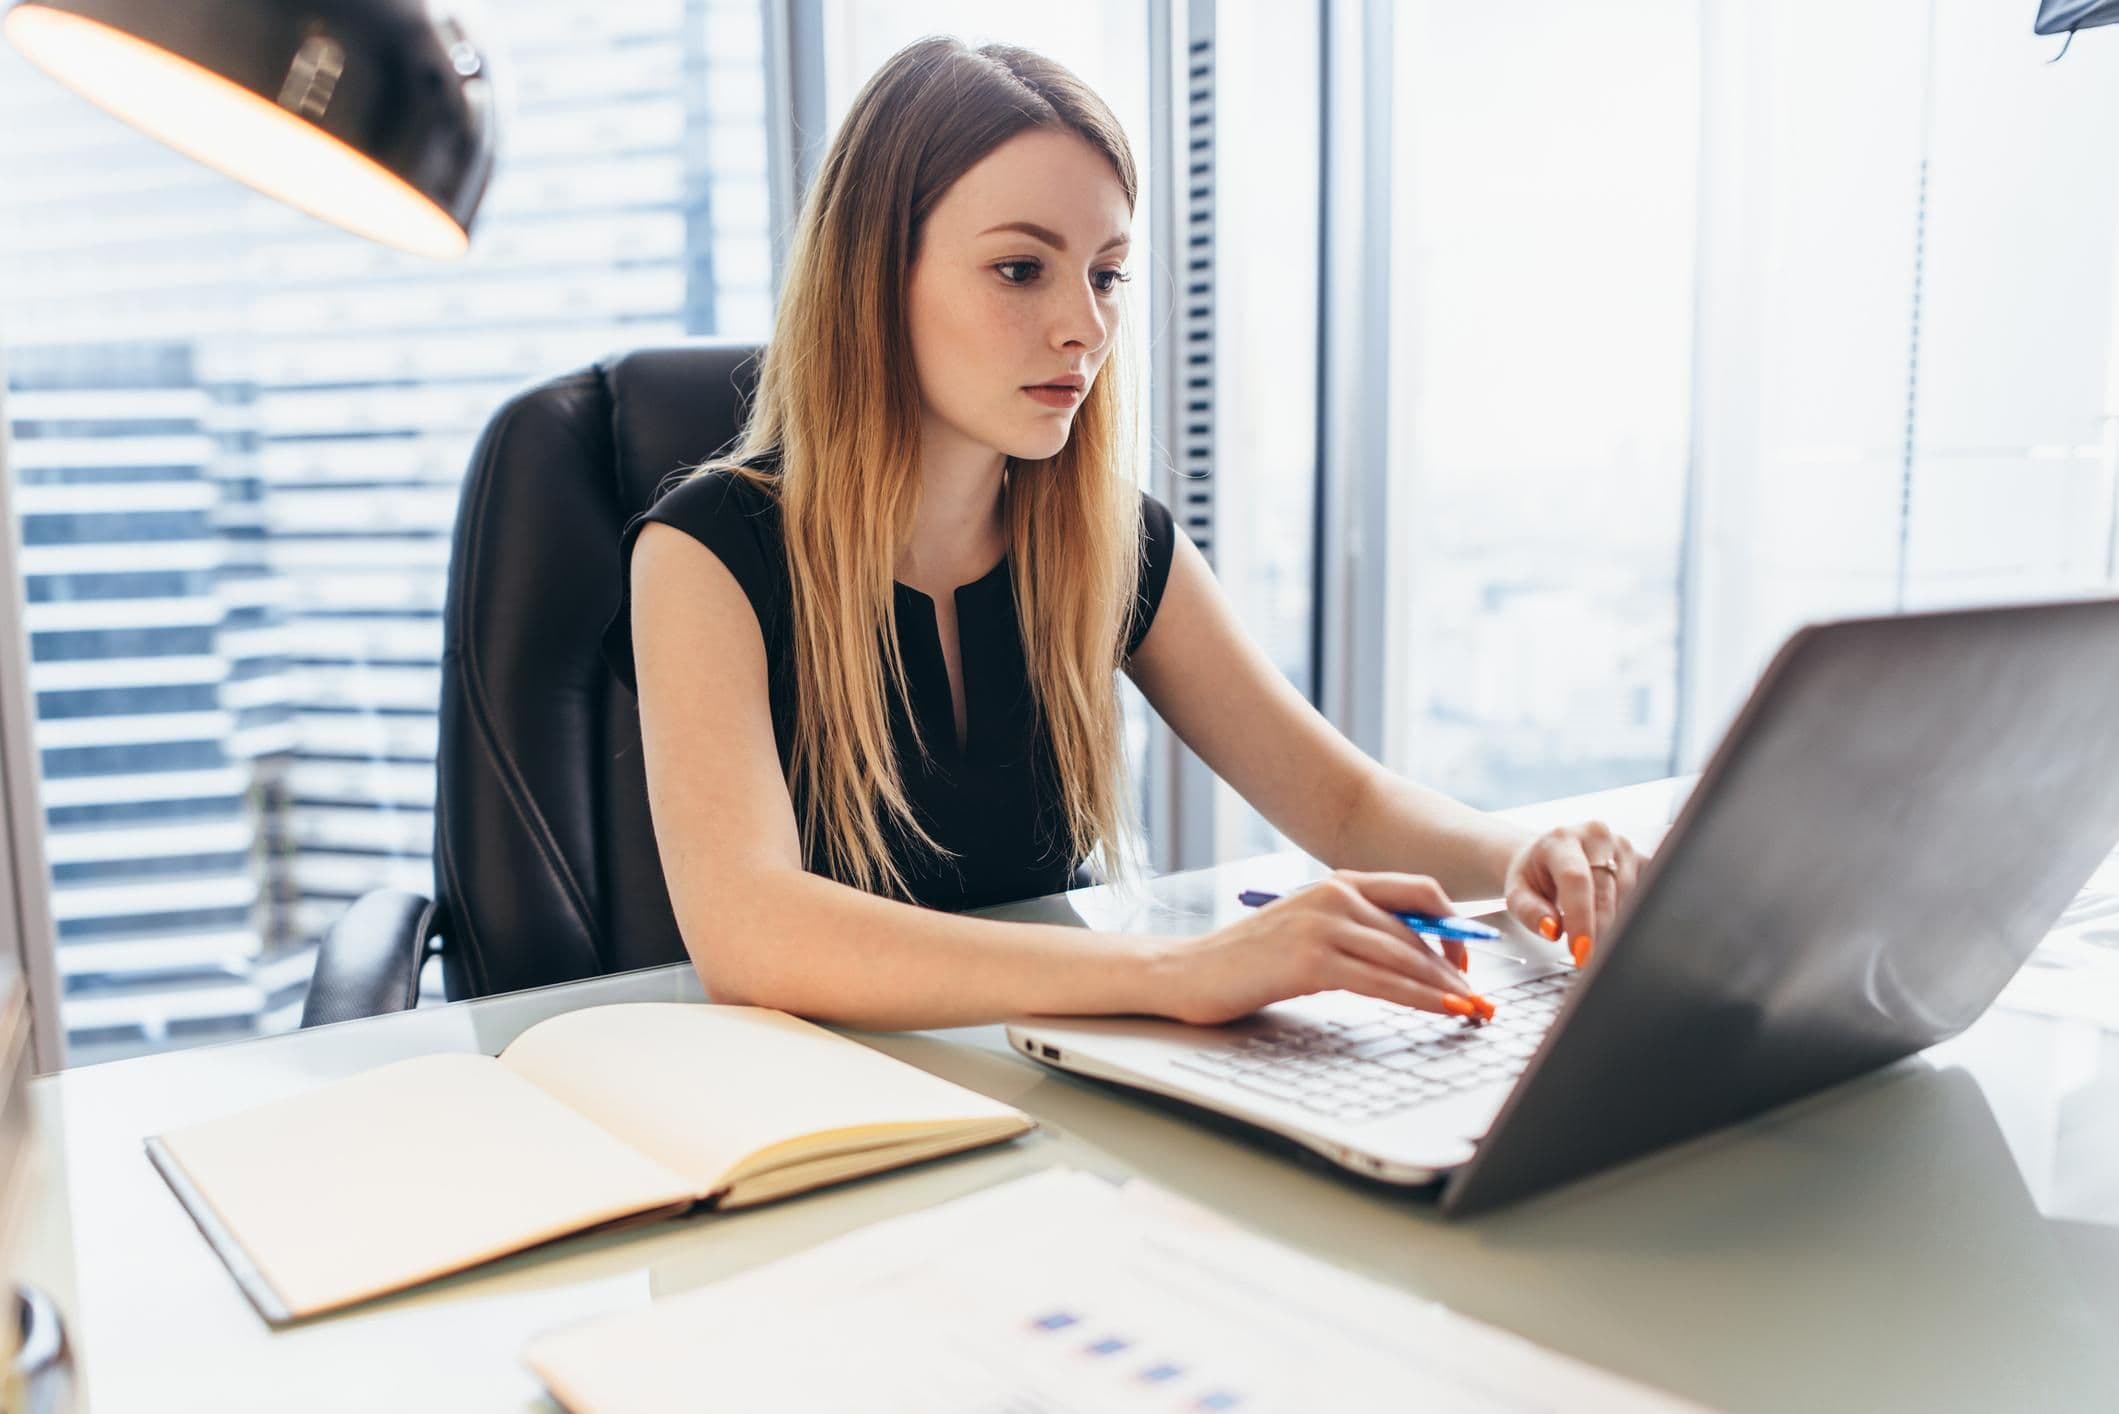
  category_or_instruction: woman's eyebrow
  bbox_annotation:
[978,220,1130,253]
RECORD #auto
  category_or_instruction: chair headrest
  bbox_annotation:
[601,340,765,517]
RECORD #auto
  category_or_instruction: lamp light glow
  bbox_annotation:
[3,1,496,259]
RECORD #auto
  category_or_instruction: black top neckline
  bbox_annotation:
[892,553,1012,763]
[890,551,1011,609]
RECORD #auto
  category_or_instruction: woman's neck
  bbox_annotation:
[898,427,1009,592]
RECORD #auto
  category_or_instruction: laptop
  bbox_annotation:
[1008,597,2119,1214]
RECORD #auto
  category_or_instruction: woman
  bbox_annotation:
[604,37,1642,1032]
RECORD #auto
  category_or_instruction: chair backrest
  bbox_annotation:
[433,341,763,999]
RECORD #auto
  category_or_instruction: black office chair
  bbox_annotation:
[298,341,764,1026]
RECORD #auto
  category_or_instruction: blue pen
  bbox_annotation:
[1235,889,1501,943]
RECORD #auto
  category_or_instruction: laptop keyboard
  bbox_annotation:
[1169,973,1576,1124]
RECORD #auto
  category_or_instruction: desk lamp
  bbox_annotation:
[2,0,498,256]
[2037,0,2119,57]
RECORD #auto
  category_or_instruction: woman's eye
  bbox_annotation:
[1093,268,1132,294]
[996,260,1039,284]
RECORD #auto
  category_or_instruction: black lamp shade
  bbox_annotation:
[2,0,497,258]
[2036,1,2119,35]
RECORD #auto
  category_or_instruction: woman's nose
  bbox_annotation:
[1053,280,1109,351]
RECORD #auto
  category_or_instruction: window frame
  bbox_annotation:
[0,343,69,1074]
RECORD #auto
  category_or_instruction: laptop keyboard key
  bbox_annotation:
[1176,972,1578,1117]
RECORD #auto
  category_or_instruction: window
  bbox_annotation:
[820,1,1150,139]
[1679,0,2119,759]
[0,0,774,1064]
[1203,2,1323,863]
[1378,0,2119,809]
[1382,0,1696,809]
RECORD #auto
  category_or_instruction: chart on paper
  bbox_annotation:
[525,1168,1706,1414]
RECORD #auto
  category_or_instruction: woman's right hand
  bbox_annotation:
[1143,870,1490,1027]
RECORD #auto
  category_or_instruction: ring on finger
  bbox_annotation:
[1589,859,1620,877]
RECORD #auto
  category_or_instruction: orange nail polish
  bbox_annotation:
[1441,995,1475,1018]
[1470,994,1496,1022]
[1571,935,1594,966]
[1538,915,1560,942]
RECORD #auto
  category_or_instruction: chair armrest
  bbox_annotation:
[300,890,444,1028]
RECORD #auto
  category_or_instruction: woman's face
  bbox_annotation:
[905,127,1133,465]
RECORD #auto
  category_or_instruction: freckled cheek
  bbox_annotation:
[976,293,1045,350]
[950,299,1045,396]
[910,305,975,397]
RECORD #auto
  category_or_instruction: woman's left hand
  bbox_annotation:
[1503,821,1643,967]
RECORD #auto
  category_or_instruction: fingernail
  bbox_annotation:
[1539,915,1560,942]
[1441,995,1476,1018]
[1571,935,1594,966]
[1470,994,1495,1022]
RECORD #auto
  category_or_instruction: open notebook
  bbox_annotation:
[144,1003,1033,1324]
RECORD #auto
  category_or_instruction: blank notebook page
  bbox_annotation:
[496,1004,1027,1195]
[157,1052,695,1317]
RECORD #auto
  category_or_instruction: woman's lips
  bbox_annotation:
[1023,385,1083,408]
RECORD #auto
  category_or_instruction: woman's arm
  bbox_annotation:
[1126,527,1638,952]
[1325,772,1529,900]
[1126,530,1528,898]
[688,869,1166,1030]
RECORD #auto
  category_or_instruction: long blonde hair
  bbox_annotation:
[694,37,1144,901]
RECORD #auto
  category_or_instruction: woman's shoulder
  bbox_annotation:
[1124,485,1180,660]
[610,451,791,691]
[1137,484,1174,536]
[645,450,783,530]
[634,452,787,575]
[1134,484,1178,576]
[625,448,792,618]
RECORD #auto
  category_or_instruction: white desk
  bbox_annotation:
[21,779,2119,1411]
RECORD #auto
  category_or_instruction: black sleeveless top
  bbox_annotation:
[602,459,1178,912]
